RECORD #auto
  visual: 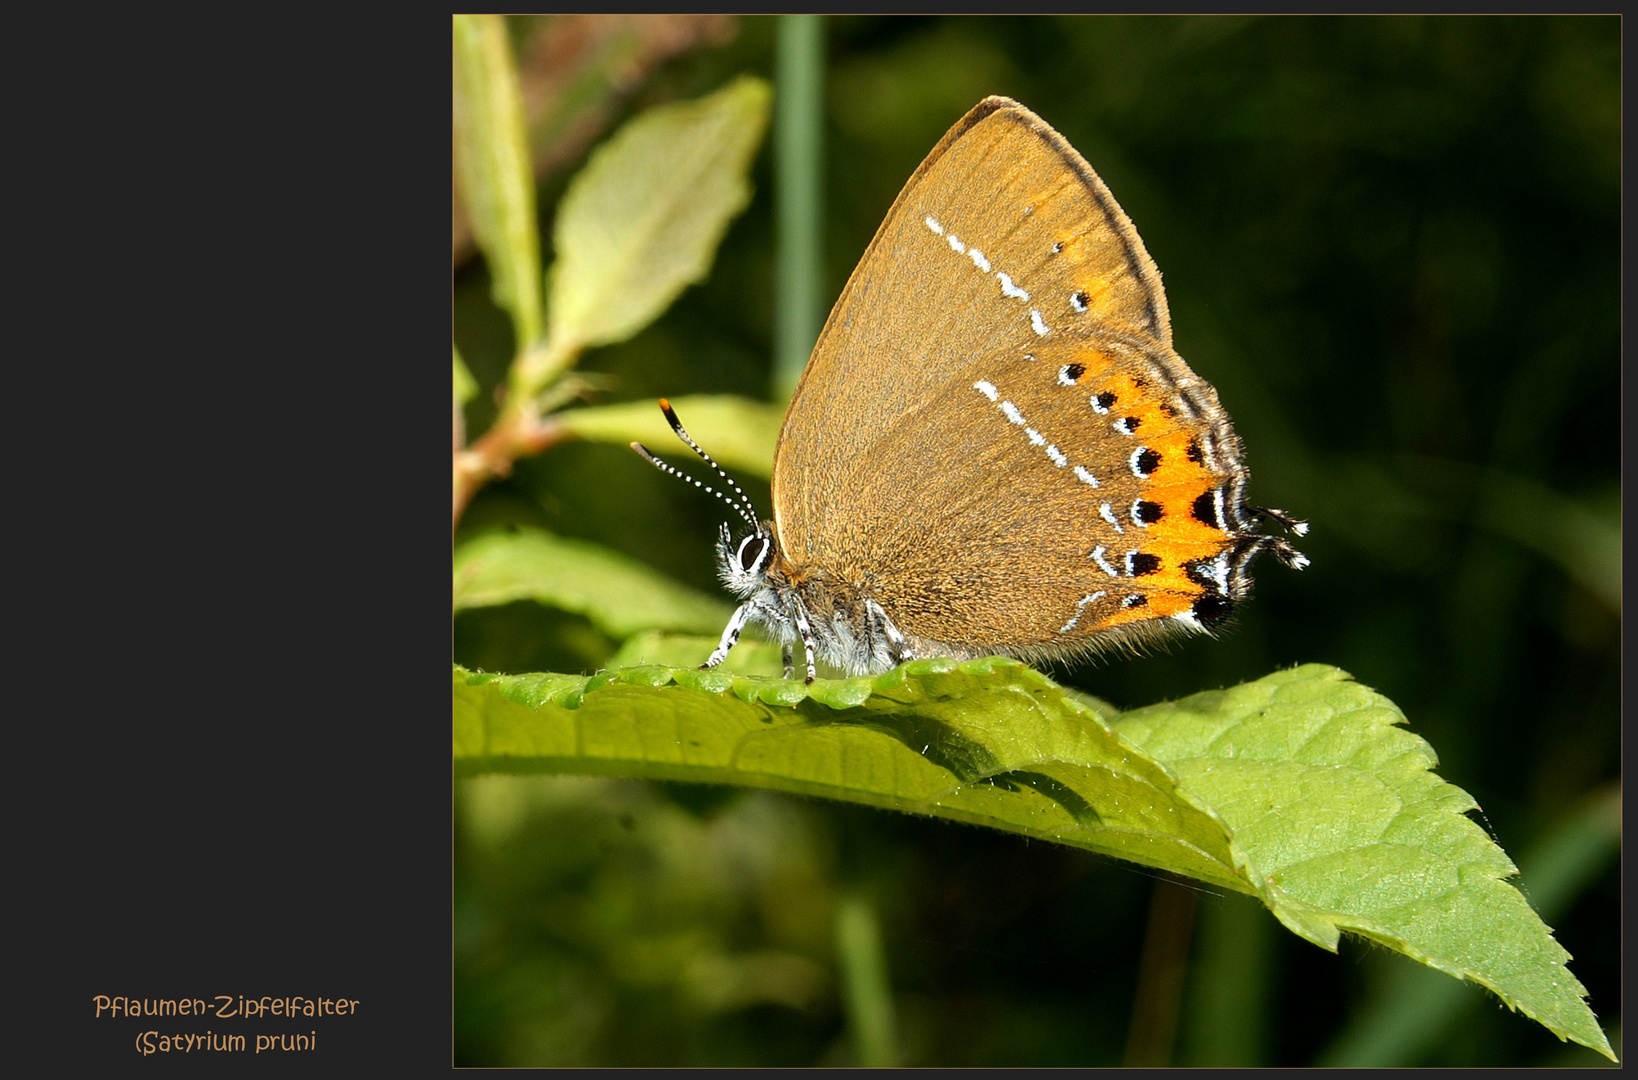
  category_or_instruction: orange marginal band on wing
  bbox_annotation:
[1072,353,1231,627]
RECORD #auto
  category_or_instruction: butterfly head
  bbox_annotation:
[715,520,780,599]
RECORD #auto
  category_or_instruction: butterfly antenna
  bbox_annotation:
[630,399,761,531]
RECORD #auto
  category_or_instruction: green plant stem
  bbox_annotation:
[774,14,824,401]
[509,336,579,405]
[1124,874,1199,1067]
[1178,890,1273,1066]
[835,893,898,1067]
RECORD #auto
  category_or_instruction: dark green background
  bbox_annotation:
[454,15,1619,1066]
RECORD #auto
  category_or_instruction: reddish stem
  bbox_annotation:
[452,406,570,530]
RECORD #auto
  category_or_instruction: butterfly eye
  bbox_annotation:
[737,535,769,573]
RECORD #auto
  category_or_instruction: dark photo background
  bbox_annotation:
[453,16,1619,1067]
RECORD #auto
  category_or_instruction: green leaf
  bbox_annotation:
[453,343,479,407]
[546,76,772,353]
[1317,784,1621,1065]
[452,13,543,348]
[557,394,783,478]
[453,527,730,640]
[452,659,1612,1060]
[455,655,1236,887]
[1112,669,1612,1060]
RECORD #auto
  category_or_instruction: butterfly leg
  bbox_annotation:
[702,603,752,670]
[788,596,818,684]
[1266,537,1310,571]
[866,598,915,668]
[781,644,795,680]
[1249,504,1309,538]
[1233,534,1310,576]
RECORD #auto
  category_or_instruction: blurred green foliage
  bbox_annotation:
[453,15,1618,1067]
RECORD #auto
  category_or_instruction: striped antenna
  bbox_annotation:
[630,399,762,530]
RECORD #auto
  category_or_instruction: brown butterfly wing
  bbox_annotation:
[772,97,1240,658]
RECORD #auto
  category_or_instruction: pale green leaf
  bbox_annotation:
[1318,784,1621,1065]
[452,14,543,347]
[557,394,783,478]
[1113,666,1613,1061]
[453,527,730,640]
[453,343,478,407]
[547,76,771,352]
[455,655,1240,890]
[451,659,1612,1059]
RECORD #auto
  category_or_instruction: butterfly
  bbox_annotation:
[635,96,1306,683]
